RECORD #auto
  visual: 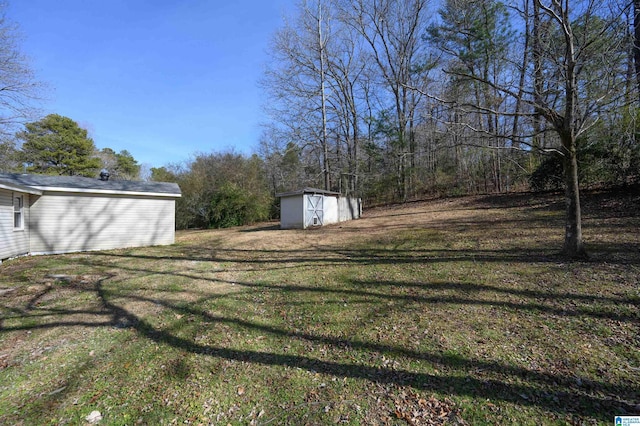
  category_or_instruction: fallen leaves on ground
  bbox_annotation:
[392,387,467,426]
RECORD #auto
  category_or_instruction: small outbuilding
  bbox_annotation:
[0,173,181,261]
[276,187,362,229]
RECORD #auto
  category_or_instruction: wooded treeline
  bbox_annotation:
[260,0,640,209]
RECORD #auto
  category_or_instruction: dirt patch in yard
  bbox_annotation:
[176,197,501,255]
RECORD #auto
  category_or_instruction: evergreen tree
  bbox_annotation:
[17,114,101,176]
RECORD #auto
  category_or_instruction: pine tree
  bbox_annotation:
[18,114,101,177]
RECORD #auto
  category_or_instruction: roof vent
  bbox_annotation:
[99,169,110,181]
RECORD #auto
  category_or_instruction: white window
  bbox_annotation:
[13,195,23,230]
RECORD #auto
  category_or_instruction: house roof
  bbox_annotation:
[276,187,340,198]
[0,173,181,197]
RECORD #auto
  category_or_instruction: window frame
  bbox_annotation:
[13,194,24,231]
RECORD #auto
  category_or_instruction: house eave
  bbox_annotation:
[0,182,43,195]
[31,186,182,198]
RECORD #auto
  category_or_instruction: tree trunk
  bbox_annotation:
[634,0,640,100]
[317,0,331,191]
[532,0,543,157]
[561,138,586,258]
[512,0,530,149]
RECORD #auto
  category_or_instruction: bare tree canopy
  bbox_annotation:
[0,2,43,135]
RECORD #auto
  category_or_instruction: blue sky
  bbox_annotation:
[7,0,293,168]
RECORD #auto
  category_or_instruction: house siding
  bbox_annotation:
[29,192,175,255]
[0,189,30,260]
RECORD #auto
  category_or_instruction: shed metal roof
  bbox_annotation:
[276,187,340,198]
[0,173,181,197]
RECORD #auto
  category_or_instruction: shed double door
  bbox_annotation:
[305,194,323,228]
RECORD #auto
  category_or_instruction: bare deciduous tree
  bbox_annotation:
[339,0,432,200]
[423,0,629,257]
[262,0,336,191]
[532,0,628,258]
[0,2,43,134]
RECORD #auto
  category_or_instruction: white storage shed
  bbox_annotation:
[276,188,362,229]
[0,173,181,261]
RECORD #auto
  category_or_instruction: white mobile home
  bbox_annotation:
[0,173,181,261]
[276,188,362,229]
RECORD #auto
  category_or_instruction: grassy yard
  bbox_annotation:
[0,190,639,425]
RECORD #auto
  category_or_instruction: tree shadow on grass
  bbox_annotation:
[92,276,636,422]
[73,251,640,323]
[90,242,640,274]
[2,269,637,423]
